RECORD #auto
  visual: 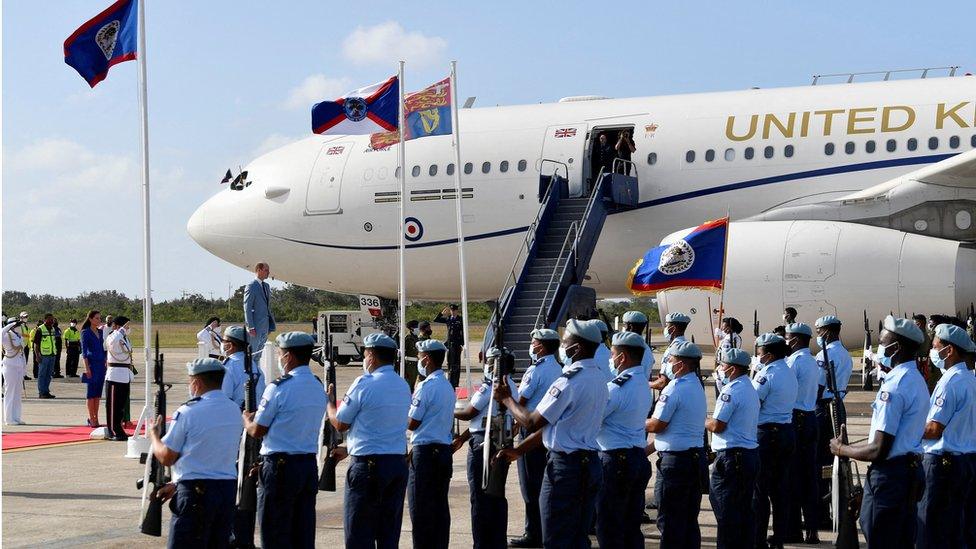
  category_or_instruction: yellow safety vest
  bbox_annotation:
[36,325,57,356]
[64,327,81,344]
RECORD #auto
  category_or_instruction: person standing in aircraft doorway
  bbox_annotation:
[615,130,636,175]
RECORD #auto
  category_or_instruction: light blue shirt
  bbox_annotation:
[221,351,266,408]
[519,355,562,411]
[640,339,655,380]
[254,365,327,455]
[652,371,706,452]
[337,364,411,456]
[923,363,976,454]
[408,369,456,446]
[469,375,518,435]
[787,348,819,412]
[659,336,686,373]
[536,358,610,453]
[595,344,613,381]
[598,365,653,451]
[752,358,798,425]
[711,375,760,451]
[868,360,929,459]
[817,341,853,399]
[162,390,243,482]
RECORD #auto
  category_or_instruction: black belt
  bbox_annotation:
[551,449,598,458]
[108,363,132,368]
[758,422,792,431]
[659,447,704,456]
[351,454,406,464]
[793,409,815,416]
[264,452,315,462]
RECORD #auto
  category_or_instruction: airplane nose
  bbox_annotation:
[187,201,209,250]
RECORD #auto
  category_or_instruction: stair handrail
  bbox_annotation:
[534,220,579,328]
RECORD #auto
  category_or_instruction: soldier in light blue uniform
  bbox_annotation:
[243,332,327,549]
[590,319,614,380]
[654,312,691,395]
[918,324,976,549]
[493,319,609,548]
[326,332,411,548]
[646,339,707,549]
[830,315,929,548]
[622,310,656,379]
[510,329,562,548]
[148,358,243,549]
[784,323,821,543]
[406,339,457,549]
[706,348,760,549]
[219,326,266,409]
[453,346,519,549]
[595,331,653,549]
[814,314,853,522]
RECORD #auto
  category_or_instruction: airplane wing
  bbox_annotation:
[748,149,976,242]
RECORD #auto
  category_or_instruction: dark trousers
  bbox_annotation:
[788,410,819,537]
[654,449,705,549]
[168,479,236,549]
[467,435,508,549]
[231,507,256,549]
[258,453,318,549]
[966,454,976,549]
[54,349,62,375]
[516,435,547,542]
[65,344,80,377]
[541,449,601,549]
[105,380,130,439]
[816,398,846,523]
[447,342,462,387]
[861,454,922,548]
[344,454,408,549]
[710,448,760,549]
[408,444,452,549]
[596,447,651,549]
[754,423,795,545]
[917,453,971,549]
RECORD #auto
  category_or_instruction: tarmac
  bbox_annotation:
[2,343,873,548]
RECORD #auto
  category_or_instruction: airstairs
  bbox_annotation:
[483,160,639,377]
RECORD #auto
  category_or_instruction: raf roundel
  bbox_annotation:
[343,97,369,122]
[658,239,695,275]
[404,217,424,242]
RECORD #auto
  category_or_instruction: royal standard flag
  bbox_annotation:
[370,77,452,149]
[64,0,138,87]
[627,217,729,295]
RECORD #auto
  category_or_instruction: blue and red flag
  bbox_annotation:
[311,76,399,135]
[627,217,729,295]
[370,77,453,149]
[64,0,138,87]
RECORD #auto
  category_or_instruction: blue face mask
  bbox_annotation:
[875,342,897,370]
[816,336,827,349]
[929,347,948,372]
[559,344,577,366]
[528,344,538,362]
[662,359,677,380]
[418,358,429,378]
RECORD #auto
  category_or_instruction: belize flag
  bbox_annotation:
[370,77,453,149]
[627,217,729,295]
[311,76,399,135]
[64,0,138,87]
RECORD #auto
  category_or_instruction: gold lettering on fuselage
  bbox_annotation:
[936,102,971,129]
[881,106,915,132]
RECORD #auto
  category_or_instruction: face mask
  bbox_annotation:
[816,336,826,349]
[662,360,677,380]
[875,342,897,369]
[716,367,728,383]
[528,344,538,362]
[929,347,949,371]
[187,381,197,399]
[665,328,674,343]
[559,343,578,366]
[276,356,287,376]
[70,323,76,328]
[418,358,429,378]
[759,352,773,366]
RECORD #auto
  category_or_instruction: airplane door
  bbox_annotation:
[305,141,353,214]
[541,124,587,197]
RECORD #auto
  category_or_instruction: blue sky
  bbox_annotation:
[3,0,974,300]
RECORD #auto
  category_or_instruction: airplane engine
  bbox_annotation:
[656,220,976,349]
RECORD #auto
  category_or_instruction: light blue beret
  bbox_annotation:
[669,340,702,359]
[665,312,691,325]
[362,332,398,349]
[882,315,924,343]
[224,325,246,342]
[719,348,752,367]
[276,331,316,349]
[756,332,786,347]
[485,346,502,358]
[416,339,448,353]
[622,311,648,323]
[187,358,224,375]
[611,331,645,348]
[531,328,560,341]
[935,324,975,352]
[785,323,813,337]
[589,319,609,333]
[815,315,842,328]
[565,319,602,343]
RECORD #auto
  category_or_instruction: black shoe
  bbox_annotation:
[23,375,31,380]
[804,532,821,544]
[766,536,784,549]
[68,374,80,378]
[38,393,56,399]
[645,501,658,510]
[783,533,804,543]
[508,535,542,548]
[53,374,64,378]
[641,511,654,524]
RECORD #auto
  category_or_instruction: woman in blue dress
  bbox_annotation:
[81,310,107,427]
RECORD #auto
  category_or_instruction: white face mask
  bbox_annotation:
[277,356,286,376]
[528,344,538,362]
[187,381,197,399]
[559,343,578,366]
[662,359,677,380]
[418,357,429,378]
[929,347,949,371]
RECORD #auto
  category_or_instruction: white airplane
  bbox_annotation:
[189,71,976,347]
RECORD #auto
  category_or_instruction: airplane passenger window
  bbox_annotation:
[364,168,373,181]
[705,149,715,162]
[824,143,834,155]
[907,138,918,151]
[764,146,774,159]
[518,160,528,171]
[886,139,897,152]
[844,142,855,154]
[429,164,438,176]
[744,147,755,160]
[447,163,455,176]
[724,148,735,161]
[865,140,876,153]
[482,161,491,174]
[928,137,939,150]
[464,162,473,174]
[647,153,657,165]
[784,145,794,158]
[685,151,695,163]
[971,135,976,148]
[395,167,401,178]
[949,136,960,149]
[500,160,509,173]
[412,165,421,177]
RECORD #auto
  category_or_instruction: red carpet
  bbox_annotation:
[2,424,136,451]
[455,387,470,399]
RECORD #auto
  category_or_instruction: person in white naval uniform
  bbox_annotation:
[2,314,29,425]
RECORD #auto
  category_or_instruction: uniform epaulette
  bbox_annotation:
[272,374,294,385]
[612,373,633,386]
[561,366,583,379]
[182,396,202,406]
[313,375,323,384]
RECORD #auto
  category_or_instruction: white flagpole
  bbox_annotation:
[449,61,472,395]
[397,60,407,377]
[134,0,153,443]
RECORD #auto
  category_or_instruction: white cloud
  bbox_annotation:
[4,137,138,195]
[253,133,301,157]
[284,74,352,110]
[341,22,447,67]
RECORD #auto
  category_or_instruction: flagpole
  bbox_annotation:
[449,61,472,396]
[397,60,407,377]
[716,210,731,346]
[134,0,153,445]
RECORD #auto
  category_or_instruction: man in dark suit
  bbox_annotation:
[434,305,464,388]
[243,262,276,368]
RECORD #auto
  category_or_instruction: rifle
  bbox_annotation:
[237,328,260,514]
[824,340,862,548]
[139,332,170,536]
[862,310,874,391]
[750,310,760,378]
[482,348,514,498]
[317,331,340,491]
